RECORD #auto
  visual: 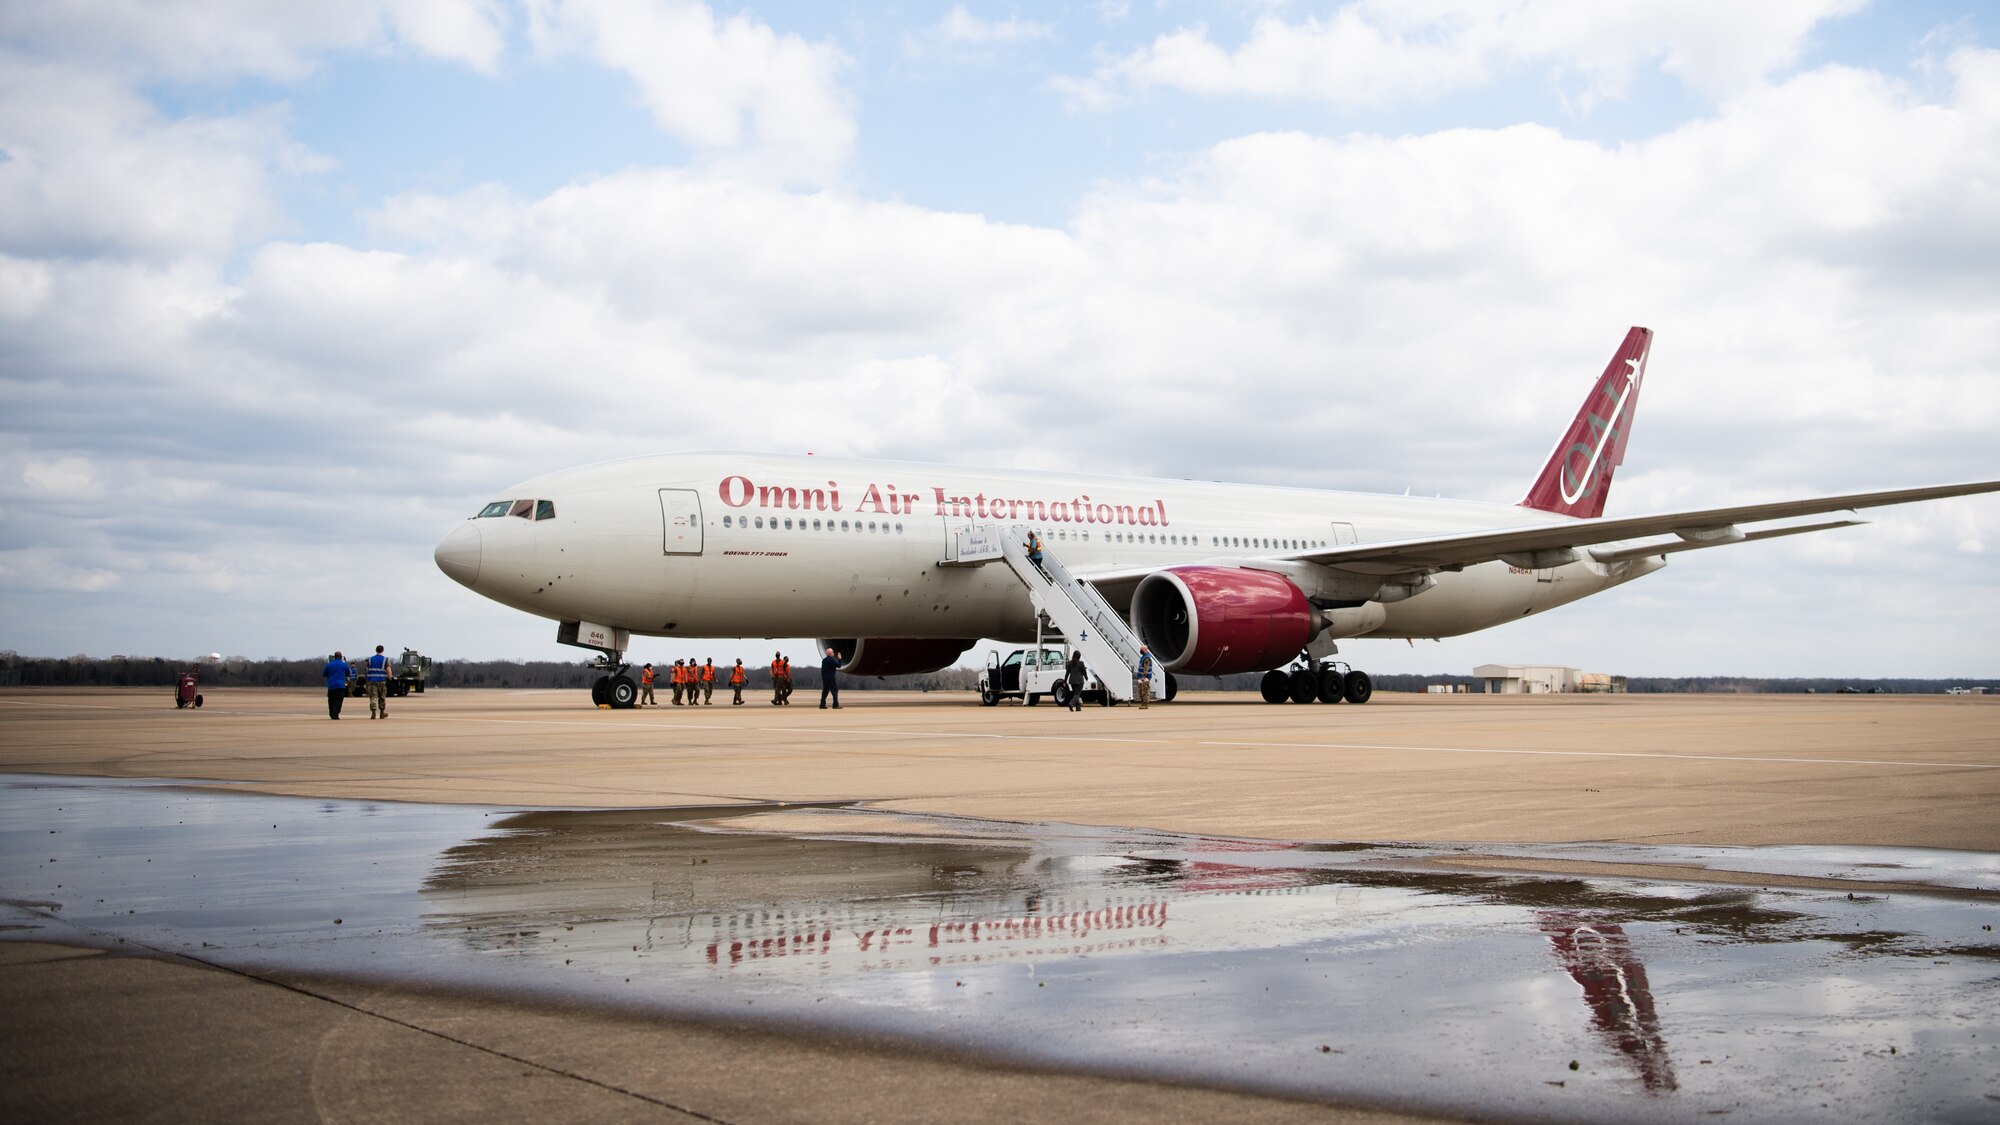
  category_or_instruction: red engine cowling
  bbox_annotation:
[818,638,976,677]
[1130,567,1319,676]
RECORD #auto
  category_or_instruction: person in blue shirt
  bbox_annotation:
[1135,646,1153,710]
[364,644,392,719]
[323,651,349,720]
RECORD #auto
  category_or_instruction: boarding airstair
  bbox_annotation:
[947,526,1160,702]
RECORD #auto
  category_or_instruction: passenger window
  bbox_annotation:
[755,516,764,528]
[722,515,732,528]
[785,518,794,530]
[478,501,512,518]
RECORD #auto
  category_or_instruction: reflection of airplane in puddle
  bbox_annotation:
[1133,853,1681,1092]
[704,898,1171,969]
[1540,911,1676,1092]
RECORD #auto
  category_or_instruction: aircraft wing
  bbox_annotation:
[1295,479,2000,575]
[1072,479,2000,590]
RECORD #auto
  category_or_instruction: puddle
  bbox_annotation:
[3,775,1998,1123]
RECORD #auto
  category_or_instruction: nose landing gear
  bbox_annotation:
[560,620,638,710]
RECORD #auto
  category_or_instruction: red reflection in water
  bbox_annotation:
[1540,911,1676,1092]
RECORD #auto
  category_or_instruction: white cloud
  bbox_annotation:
[1054,0,1868,111]
[525,0,855,184]
[905,5,1057,58]
[0,0,509,80]
[0,56,323,260]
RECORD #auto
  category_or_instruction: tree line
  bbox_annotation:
[1,652,1989,695]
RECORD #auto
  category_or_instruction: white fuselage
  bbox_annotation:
[434,452,1664,652]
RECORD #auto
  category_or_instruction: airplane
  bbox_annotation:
[434,328,2000,709]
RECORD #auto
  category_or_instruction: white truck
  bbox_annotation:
[976,627,1120,707]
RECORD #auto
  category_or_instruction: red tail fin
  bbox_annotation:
[1520,327,1652,519]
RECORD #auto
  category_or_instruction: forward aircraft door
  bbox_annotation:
[659,489,703,555]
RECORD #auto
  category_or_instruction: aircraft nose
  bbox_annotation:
[434,522,482,588]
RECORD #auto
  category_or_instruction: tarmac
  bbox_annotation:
[3,686,1998,1122]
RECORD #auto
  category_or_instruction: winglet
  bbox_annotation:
[1520,327,1652,519]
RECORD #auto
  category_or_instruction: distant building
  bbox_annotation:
[1474,664,1626,694]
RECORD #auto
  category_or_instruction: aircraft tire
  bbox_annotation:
[590,677,610,707]
[1343,670,1374,704]
[1316,668,1345,704]
[1259,670,1289,703]
[608,676,639,709]
[1287,669,1317,704]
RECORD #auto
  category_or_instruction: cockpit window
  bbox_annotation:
[477,501,512,518]
[535,500,555,521]
[508,499,534,519]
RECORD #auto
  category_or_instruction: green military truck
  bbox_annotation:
[347,649,434,697]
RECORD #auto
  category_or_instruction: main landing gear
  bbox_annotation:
[1259,658,1372,705]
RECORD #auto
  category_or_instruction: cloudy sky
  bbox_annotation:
[3,0,1996,679]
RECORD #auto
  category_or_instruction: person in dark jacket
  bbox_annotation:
[820,646,842,709]
[322,651,349,720]
[1065,651,1086,711]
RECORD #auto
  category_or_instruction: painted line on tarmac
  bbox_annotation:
[7,699,1992,769]
[1197,740,2000,771]
[384,712,2000,766]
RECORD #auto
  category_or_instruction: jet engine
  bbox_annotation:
[1130,567,1321,676]
[817,638,976,677]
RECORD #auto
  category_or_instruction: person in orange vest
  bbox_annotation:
[771,652,790,706]
[671,658,687,706]
[639,663,656,706]
[699,658,716,705]
[729,658,746,705]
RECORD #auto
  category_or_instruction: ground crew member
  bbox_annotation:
[1135,645,1153,710]
[1026,529,1045,574]
[365,644,391,719]
[323,650,348,720]
[671,659,686,706]
[639,663,656,706]
[771,652,790,705]
[700,658,716,704]
[729,658,746,705]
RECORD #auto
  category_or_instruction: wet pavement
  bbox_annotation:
[3,774,1997,1123]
